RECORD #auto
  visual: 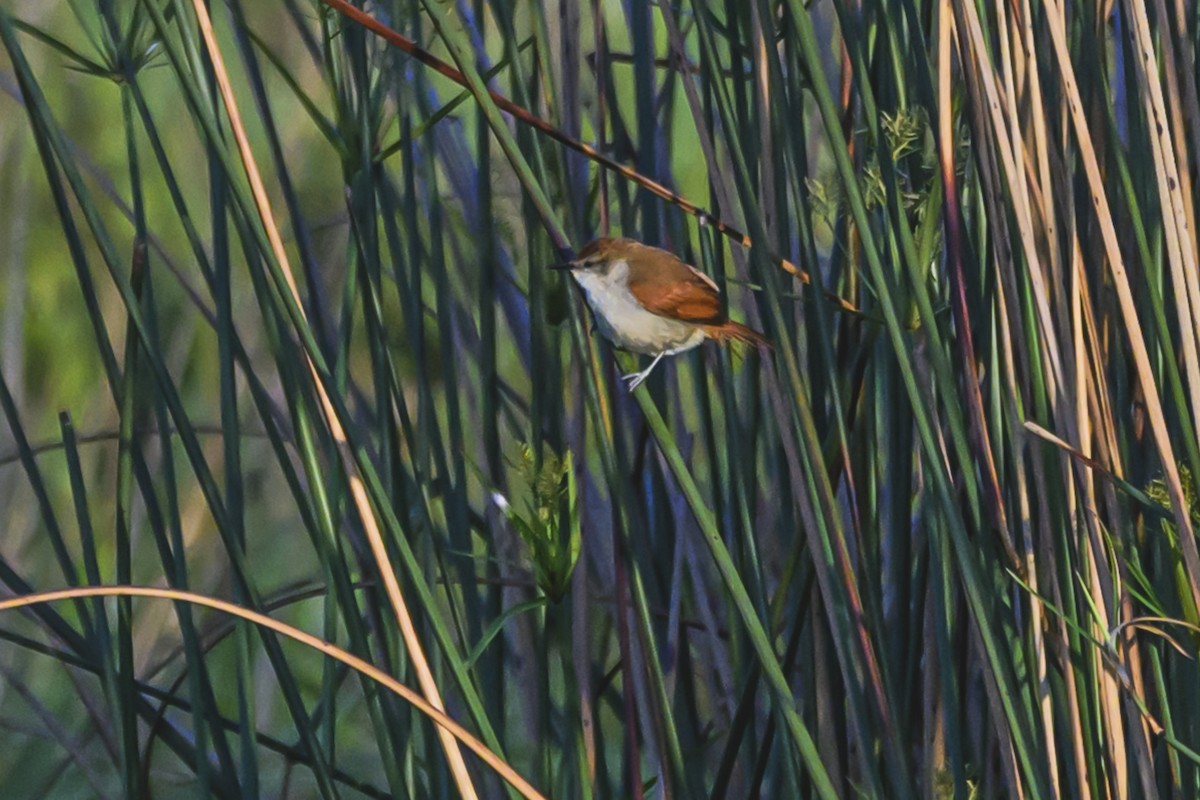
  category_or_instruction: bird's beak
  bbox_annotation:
[547,261,576,271]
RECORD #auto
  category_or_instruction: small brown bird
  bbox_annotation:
[552,237,768,389]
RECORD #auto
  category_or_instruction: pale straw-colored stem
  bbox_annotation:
[187,3,479,795]
[0,586,545,800]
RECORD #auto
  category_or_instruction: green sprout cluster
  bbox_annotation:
[496,443,580,602]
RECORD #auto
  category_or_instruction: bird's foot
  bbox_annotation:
[621,369,651,391]
[620,353,665,392]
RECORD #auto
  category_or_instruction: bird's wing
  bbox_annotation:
[627,258,725,323]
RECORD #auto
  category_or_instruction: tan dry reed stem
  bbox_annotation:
[186,2,481,796]
[0,586,546,800]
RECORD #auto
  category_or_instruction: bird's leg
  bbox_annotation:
[622,352,666,391]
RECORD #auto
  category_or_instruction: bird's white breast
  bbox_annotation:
[571,260,706,355]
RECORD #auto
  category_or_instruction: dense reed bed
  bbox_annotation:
[2,0,1200,797]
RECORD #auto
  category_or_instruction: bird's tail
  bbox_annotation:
[703,321,772,350]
